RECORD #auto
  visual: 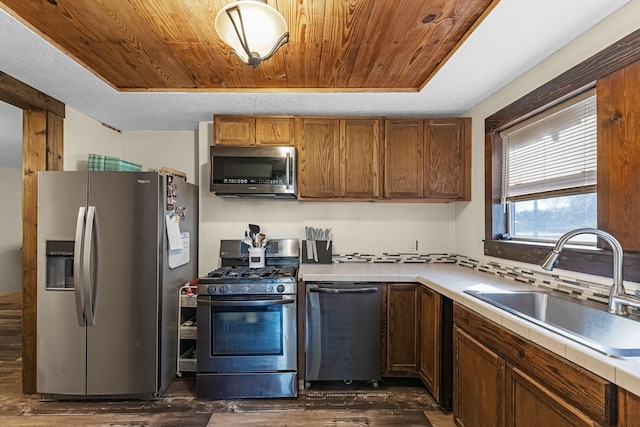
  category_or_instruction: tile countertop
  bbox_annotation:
[298,262,640,397]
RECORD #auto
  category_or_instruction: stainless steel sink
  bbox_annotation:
[464,289,640,359]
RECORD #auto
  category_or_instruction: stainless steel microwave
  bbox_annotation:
[209,146,297,198]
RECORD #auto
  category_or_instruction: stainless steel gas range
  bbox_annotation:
[196,239,299,399]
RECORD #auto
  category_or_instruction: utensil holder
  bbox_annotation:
[248,247,266,268]
[301,240,333,264]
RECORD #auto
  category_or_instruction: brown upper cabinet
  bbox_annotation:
[340,118,381,199]
[297,117,381,199]
[214,115,295,146]
[384,118,471,201]
[383,118,425,198]
[425,118,471,200]
[296,117,341,198]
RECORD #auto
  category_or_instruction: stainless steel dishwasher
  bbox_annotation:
[305,282,381,387]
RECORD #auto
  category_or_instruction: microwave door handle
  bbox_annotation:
[285,152,291,189]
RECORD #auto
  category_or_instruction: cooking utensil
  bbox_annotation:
[326,229,332,251]
[305,226,313,260]
[248,224,260,247]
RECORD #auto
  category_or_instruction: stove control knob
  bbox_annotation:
[207,285,216,294]
[219,285,230,294]
[266,285,274,293]
[277,284,286,293]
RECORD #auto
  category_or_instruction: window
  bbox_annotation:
[484,28,640,282]
[500,90,597,243]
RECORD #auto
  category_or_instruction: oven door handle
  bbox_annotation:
[198,298,294,307]
[309,287,379,294]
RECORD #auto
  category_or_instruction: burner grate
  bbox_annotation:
[206,266,296,280]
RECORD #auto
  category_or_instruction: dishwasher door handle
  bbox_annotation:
[309,287,379,294]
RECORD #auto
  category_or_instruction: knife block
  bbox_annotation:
[301,240,333,264]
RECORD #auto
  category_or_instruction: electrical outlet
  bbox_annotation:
[409,240,418,251]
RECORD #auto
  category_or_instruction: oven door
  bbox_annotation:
[197,294,297,373]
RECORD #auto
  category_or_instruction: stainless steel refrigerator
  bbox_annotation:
[36,171,198,399]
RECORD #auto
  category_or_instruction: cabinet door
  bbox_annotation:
[383,119,424,198]
[506,365,595,427]
[618,387,640,427]
[424,118,471,200]
[297,118,340,198]
[453,326,505,427]
[256,116,295,146]
[214,115,256,145]
[385,283,419,375]
[340,118,381,198]
[418,286,440,399]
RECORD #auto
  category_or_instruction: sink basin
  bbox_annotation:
[464,290,640,359]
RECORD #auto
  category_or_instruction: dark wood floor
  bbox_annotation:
[0,292,454,426]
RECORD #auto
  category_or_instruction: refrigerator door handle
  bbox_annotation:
[74,207,87,326]
[83,206,97,326]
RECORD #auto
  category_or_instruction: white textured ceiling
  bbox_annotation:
[0,0,631,169]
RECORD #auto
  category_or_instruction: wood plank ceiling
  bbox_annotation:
[0,0,498,92]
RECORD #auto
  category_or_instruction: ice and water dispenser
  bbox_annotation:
[46,241,75,289]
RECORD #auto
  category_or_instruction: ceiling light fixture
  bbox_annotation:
[215,0,289,68]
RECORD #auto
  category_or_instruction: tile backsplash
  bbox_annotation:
[333,252,639,312]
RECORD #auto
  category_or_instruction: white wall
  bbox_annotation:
[63,108,198,184]
[454,0,640,276]
[0,166,22,295]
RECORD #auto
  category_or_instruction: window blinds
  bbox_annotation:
[501,89,596,203]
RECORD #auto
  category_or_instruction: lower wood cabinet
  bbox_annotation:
[419,286,440,392]
[382,283,419,376]
[453,302,616,426]
[506,365,598,427]
[418,285,453,408]
[382,283,453,409]
[618,387,640,427]
[453,326,505,427]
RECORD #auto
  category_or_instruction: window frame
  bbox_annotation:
[501,90,598,244]
[484,28,640,282]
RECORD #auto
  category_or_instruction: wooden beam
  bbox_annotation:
[46,111,64,170]
[20,109,64,394]
[0,72,65,118]
[22,110,47,394]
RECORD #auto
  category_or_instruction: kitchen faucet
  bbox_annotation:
[540,227,640,317]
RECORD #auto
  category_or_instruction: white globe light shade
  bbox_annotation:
[215,1,289,65]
